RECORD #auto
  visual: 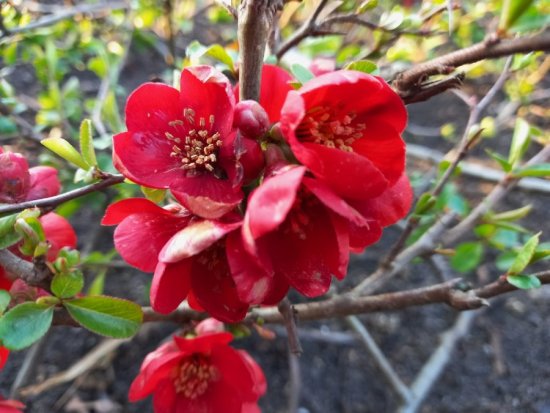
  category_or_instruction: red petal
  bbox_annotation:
[330,213,350,279]
[171,175,243,220]
[26,166,60,200]
[245,166,305,239]
[351,122,406,185]
[125,82,181,132]
[152,379,178,413]
[180,66,234,138]
[40,213,77,261]
[0,267,13,291]
[173,332,233,354]
[211,346,256,399]
[113,131,183,188]
[190,249,249,322]
[348,219,383,253]
[352,173,412,227]
[129,343,183,401]
[151,261,192,314]
[0,346,9,370]
[238,350,267,399]
[226,231,288,305]
[160,219,241,263]
[102,198,177,226]
[113,211,188,272]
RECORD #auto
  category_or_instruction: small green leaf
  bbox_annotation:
[0,302,54,350]
[42,137,90,170]
[498,0,534,32]
[357,0,378,13]
[508,232,540,275]
[344,60,379,75]
[64,296,142,338]
[496,250,518,271]
[485,149,512,172]
[0,291,11,314]
[87,271,106,296]
[508,118,531,167]
[79,119,97,168]
[507,274,541,290]
[450,242,484,273]
[51,270,84,299]
[512,163,550,177]
[0,214,21,249]
[204,45,235,73]
[141,186,166,203]
[290,64,315,85]
[488,205,532,222]
[413,192,436,215]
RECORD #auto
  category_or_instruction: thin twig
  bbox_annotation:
[286,351,301,413]
[0,173,125,215]
[278,297,303,355]
[346,316,413,403]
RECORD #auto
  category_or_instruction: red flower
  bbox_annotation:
[233,165,381,301]
[0,347,9,370]
[102,198,253,322]
[113,66,243,219]
[0,396,25,413]
[128,330,266,413]
[280,70,407,201]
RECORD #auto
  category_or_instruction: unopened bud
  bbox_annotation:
[196,318,225,336]
[234,100,270,139]
[240,138,265,184]
[0,151,30,203]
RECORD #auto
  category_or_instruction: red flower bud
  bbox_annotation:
[233,100,270,139]
[239,138,264,184]
[0,151,30,203]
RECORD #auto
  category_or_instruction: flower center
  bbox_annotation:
[297,106,365,152]
[166,108,223,173]
[174,355,218,399]
[285,191,316,240]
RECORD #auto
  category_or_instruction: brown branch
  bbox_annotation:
[0,174,125,215]
[394,33,550,94]
[278,297,303,355]
[0,250,52,290]
[238,0,283,101]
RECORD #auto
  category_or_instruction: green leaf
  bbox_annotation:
[507,274,541,290]
[0,214,21,249]
[51,270,84,299]
[79,119,97,168]
[512,163,550,177]
[0,302,54,350]
[413,192,436,215]
[204,45,235,73]
[450,242,484,273]
[141,186,166,203]
[485,149,512,172]
[496,250,518,271]
[64,296,142,338]
[290,64,315,85]
[357,0,378,13]
[488,205,532,222]
[87,271,106,296]
[0,291,10,315]
[42,137,90,170]
[344,60,379,75]
[508,232,540,275]
[498,0,534,32]
[508,118,531,167]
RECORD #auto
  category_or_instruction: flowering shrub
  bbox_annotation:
[129,319,266,413]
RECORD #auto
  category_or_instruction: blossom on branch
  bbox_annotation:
[113,66,243,219]
[0,396,25,413]
[129,320,266,413]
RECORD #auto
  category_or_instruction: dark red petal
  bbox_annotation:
[351,173,412,227]
[125,82,181,132]
[187,291,204,312]
[348,219,383,253]
[173,332,233,354]
[245,166,305,239]
[297,143,389,200]
[151,261,192,314]
[190,250,249,323]
[226,231,285,305]
[170,175,243,220]
[180,66,235,138]
[113,131,182,188]
[102,198,177,226]
[160,219,241,263]
[238,350,267,399]
[113,211,188,272]
[26,166,60,200]
[330,213,350,280]
[0,267,14,291]
[211,346,256,400]
[0,151,30,203]
[302,177,368,227]
[351,122,406,185]
[40,213,77,261]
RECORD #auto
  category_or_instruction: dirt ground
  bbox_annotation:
[1,39,550,413]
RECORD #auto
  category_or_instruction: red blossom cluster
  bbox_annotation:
[130,318,265,413]
[108,64,411,323]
